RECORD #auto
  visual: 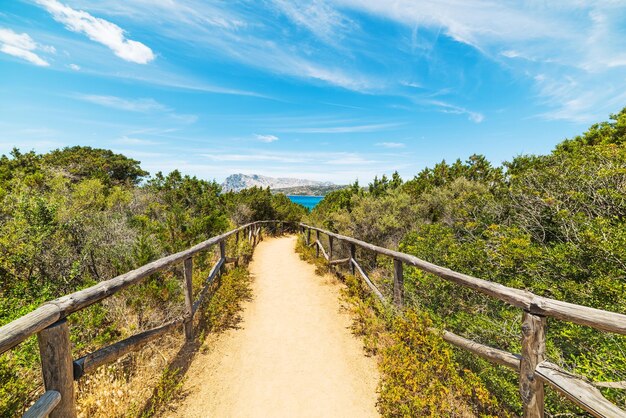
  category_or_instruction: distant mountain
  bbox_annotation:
[221,173,335,193]
[273,184,346,196]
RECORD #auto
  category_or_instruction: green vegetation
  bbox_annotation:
[296,236,508,417]
[306,108,626,415]
[0,146,304,417]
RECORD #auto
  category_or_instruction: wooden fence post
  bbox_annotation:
[329,236,334,261]
[393,258,404,307]
[220,240,226,274]
[350,243,356,275]
[316,230,320,258]
[520,311,546,418]
[37,319,77,418]
[306,228,311,245]
[183,257,193,341]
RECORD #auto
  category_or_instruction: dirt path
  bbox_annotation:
[166,235,379,418]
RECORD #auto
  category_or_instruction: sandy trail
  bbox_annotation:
[166,235,379,418]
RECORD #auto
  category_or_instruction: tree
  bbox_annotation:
[43,146,148,185]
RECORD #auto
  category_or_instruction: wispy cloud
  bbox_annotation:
[333,0,626,122]
[67,0,377,92]
[68,63,80,70]
[254,134,279,143]
[280,122,402,133]
[203,153,303,163]
[202,150,384,166]
[0,28,51,66]
[74,94,199,125]
[114,136,156,145]
[376,142,405,148]
[325,155,377,165]
[77,95,167,112]
[35,0,154,64]
[427,100,484,123]
[272,0,356,45]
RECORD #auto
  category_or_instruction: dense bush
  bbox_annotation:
[307,108,626,415]
[296,236,507,417]
[0,146,305,416]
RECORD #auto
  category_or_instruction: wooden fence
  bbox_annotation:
[300,223,626,418]
[0,220,288,418]
[3,219,625,417]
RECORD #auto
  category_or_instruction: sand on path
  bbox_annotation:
[165,235,379,418]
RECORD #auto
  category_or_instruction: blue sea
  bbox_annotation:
[287,195,323,210]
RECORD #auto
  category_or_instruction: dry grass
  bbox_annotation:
[75,324,185,417]
[71,261,252,418]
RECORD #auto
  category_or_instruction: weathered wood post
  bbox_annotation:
[219,240,226,275]
[393,258,404,307]
[316,230,320,258]
[37,319,77,418]
[328,236,334,261]
[279,221,283,235]
[306,228,311,245]
[350,243,356,275]
[234,230,240,266]
[520,311,546,418]
[183,257,194,341]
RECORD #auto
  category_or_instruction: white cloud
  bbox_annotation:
[325,155,377,165]
[281,122,402,133]
[36,0,155,64]
[376,142,405,148]
[501,49,521,58]
[202,150,384,167]
[204,153,303,163]
[77,94,167,112]
[0,28,51,66]
[400,81,422,88]
[427,100,484,123]
[71,1,376,92]
[332,0,626,122]
[333,0,568,50]
[272,0,356,44]
[115,136,156,145]
[254,134,279,143]
[68,63,80,70]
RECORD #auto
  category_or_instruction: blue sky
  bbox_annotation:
[2,1,626,184]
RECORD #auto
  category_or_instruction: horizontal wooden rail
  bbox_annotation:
[300,223,626,335]
[0,220,283,418]
[438,329,521,371]
[329,257,351,266]
[316,240,329,261]
[192,257,225,315]
[0,221,278,356]
[351,258,384,302]
[595,381,626,390]
[300,223,626,417]
[23,391,61,418]
[536,362,626,418]
[73,319,183,379]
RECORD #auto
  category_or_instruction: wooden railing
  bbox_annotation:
[0,220,288,418]
[300,223,626,418]
[3,219,624,417]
